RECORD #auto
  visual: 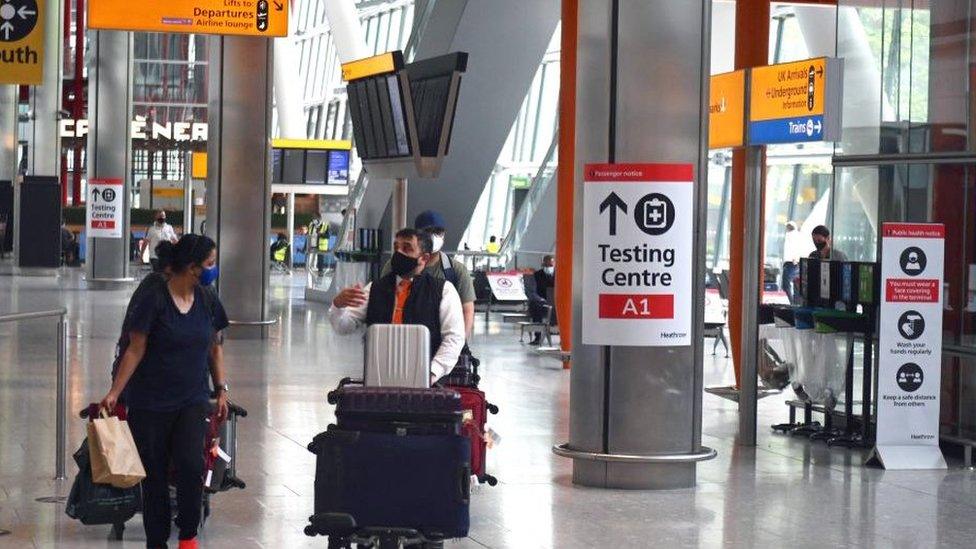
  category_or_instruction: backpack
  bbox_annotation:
[440,252,459,289]
[111,275,218,382]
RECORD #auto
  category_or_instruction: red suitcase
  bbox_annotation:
[447,385,498,486]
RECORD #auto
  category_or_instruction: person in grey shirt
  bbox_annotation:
[382,210,476,338]
[809,225,848,261]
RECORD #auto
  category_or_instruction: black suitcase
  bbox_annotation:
[307,387,471,545]
[334,386,462,435]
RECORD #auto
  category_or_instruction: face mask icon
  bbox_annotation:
[644,198,668,230]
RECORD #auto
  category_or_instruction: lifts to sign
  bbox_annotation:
[582,164,694,347]
[0,0,44,85]
[88,0,288,37]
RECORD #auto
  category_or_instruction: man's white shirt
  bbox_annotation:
[146,223,178,259]
[328,278,465,379]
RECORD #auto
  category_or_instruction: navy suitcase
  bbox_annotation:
[307,387,471,544]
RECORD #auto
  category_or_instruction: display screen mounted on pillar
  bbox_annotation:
[582,164,694,347]
[0,0,45,84]
[88,0,288,37]
[748,57,843,145]
[708,70,746,149]
[86,178,124,239]
[869,223,947,470]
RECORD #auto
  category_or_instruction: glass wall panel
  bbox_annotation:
[837,0,976,155]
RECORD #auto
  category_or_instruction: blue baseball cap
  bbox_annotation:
[414,210,447,231]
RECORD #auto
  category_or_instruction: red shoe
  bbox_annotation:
[178,539,199,549]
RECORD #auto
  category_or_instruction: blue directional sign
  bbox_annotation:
[748,115,825,145]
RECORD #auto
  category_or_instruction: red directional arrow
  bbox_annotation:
[273,1,283,11]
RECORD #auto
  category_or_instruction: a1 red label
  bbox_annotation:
[598,294,674,319]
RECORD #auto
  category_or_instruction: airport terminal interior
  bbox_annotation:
[4,0,976,547]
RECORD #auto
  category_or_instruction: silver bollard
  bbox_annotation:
[56,314,67,481]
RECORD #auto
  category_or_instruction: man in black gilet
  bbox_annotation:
[329,228,465,380]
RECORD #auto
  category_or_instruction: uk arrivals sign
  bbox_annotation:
[582,163,694,347]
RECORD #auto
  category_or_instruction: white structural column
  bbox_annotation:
[207,37,274,339]
[0,86,16,181]
[273,2,306,138]
[322,0,370,63]
[15,0,62,266]
[85,30,134,286]
[25,0,62,177]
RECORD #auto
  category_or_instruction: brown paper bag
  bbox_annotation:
[88,411,146,489]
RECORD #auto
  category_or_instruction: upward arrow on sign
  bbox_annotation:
[91,188,101,202]
[599,192,628,236]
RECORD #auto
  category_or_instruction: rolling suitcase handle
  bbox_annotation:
[327,377,364,404]
[457,466,471,504]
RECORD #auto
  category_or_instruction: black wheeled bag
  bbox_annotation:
[307,387,471,541]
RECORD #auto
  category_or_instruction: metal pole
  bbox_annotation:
[0,308,69,481]
[56,314,68,480]
[287,192,295,270]
[184,152,193,235]
[738,146,763,447]
[392,177,408,247]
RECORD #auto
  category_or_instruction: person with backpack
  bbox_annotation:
[381,211,476,338]
[99,234,230,549]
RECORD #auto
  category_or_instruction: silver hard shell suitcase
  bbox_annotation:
[365,324,431,388]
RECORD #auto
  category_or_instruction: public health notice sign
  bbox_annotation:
[86,178,124,239]
[869,223,947,470]
[582,163,694,347]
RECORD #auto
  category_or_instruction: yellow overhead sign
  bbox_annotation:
[341,52,403,81]
[750,57,827,122]
[88,0,288,37]
[0,0,45,85]
[191,151,207,179]
[272,138,353,151]
[708,70,746,149]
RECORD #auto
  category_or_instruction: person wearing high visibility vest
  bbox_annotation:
[270,233,289,266]
[317,223,331,274]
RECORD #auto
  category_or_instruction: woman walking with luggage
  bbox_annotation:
[100,234,230,549]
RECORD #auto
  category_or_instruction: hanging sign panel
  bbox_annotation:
[88,0,288,37]
[0,0,44,84]
[708,70,746,149]
[582,164,694,347]
[86,178,124,239]
[869,223,946,470]
[748,57,843,145]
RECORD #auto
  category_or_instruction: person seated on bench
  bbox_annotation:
[329,228,465,380]
[528,255,555,345]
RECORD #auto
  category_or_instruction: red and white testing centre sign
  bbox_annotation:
[582,163,694,346]
[86,178,124,239]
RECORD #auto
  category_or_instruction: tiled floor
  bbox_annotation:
[1,268,976,548]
